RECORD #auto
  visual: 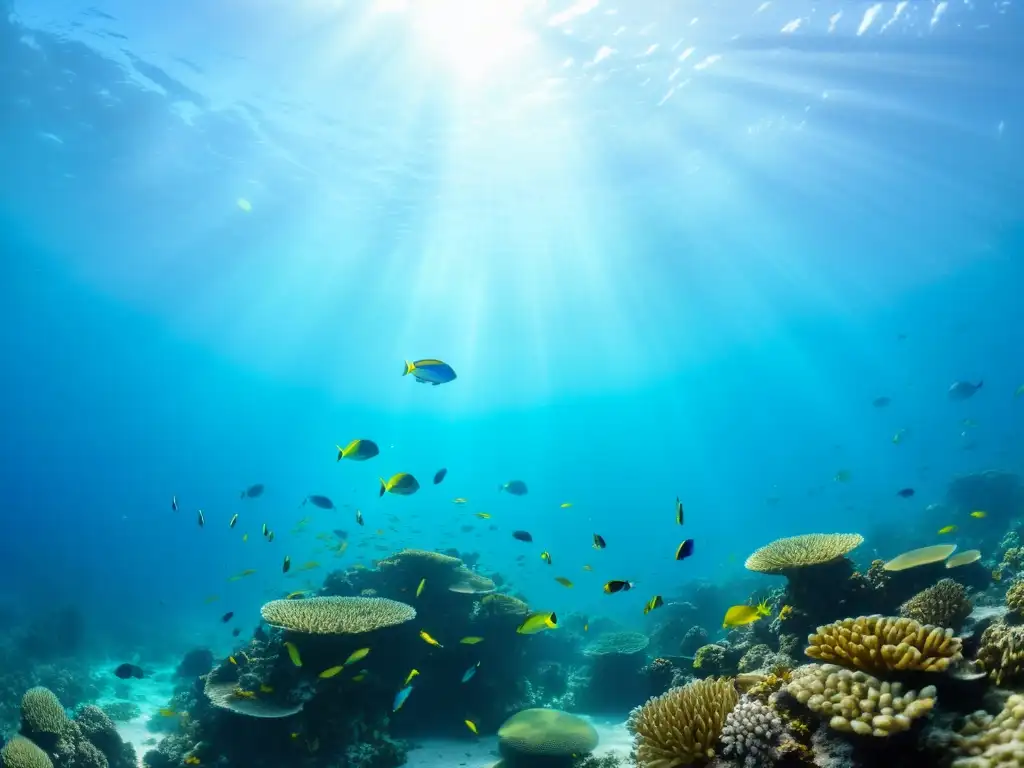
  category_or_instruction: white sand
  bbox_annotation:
[406,715,631,767]
[95,664,177,767]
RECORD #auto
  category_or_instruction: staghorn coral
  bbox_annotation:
[584,632,650,657]
[785,663,936,737]
[497,708,599,765]
[976,621,1024,685]
[260,595,416,634]
[805,615,962,673]
[952,693,1024,767]
[0,736,53,768]
[20,687,69,739]
[744,533,864,574]
[629,677,739,767]
[899,578,972,629]
[1006,580,1024,617]
[720,696,785,767]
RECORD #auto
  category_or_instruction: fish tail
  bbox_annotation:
[403,360,414,376]
[379,478,387,497]
[336,445,345,462]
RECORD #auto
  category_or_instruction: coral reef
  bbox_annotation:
[1006,580,1024,618]
[581,632,650,711]
[976,620,1024,686]
[805,615,962,673]
[1,736,53,768]
[720,696,786,767]
[497,708,598,767]
[628,678,739,767]
[680,626,709,657]
[899,579,972,630]
[952,692,1024,766]
[260,596,417,634]
[693,645,731,677]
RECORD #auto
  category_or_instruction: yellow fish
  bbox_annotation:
[938,525,957,535]
[460,637,484,645]
[242,533,249,542]
[259,684,274,693]
[352,673,367,682]
[419,630,443,648]
[722,600,771,628]
[452,498,468,504]
[379,473,420,497]
[284,641,302,667]
[474,512,491,519]
[158,708,177,717]
[582,565,593,571]
[228,656,237,665]
[416,578,426,598]
[319,666,344,679]
[779,605,793,621]
[516,612,557,635]
[345,648,371,664]
[285,590,308,600]
[971,510,987,519]
[541,551,552,565]
[465,720,478,735]
[554,577,573,588]
[184,757,200,766]
[560,502,572,508]
[299,561,321,571]
[404,668,420,685]
[834,470,851,483]
[336,438,380,461]
[232,688,255,699]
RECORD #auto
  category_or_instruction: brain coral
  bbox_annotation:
[584,631,650,657]
[745,533,864,574]
[805,615,962,673]
[629,677,739,767]
[260,596,416,634]
[0,736,53,768]
[899,578,972,630]
[786,663,936,737]
[953,693,1024,767]
[21,687,69,736]
[498,708,598,761]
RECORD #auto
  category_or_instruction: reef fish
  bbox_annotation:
[970,510,987,519]
[229,513,238,528]
[465,720,478,735]
[896,488,915,498]
[304,495,335,509]
[675,497,684,525]
[512,530,533,543]
[499,480,529,496]
[171,496,178,512]
[419,630,443,648]
[603,580,633,594]
[555,577,573,588]
[592,534,606,550]
[336,439,380,461]
[675,539,695,561]
[937,525,957,535]
[643,595,664,615]
[282,555,291,573]
[221,612,234,623]
[284,641,302,667]
[241,484,264,499]
[403,358,457,385]
[319,666,344,679]
[433,468,447,484]
[516,612,557,635]
[345,648,371,664]
[722,601,771,628]
[460,637,484,645]
[948,380,983,400]
[461,662,480,683]
[197,509,205,527]
[541,551,552,565]
[393,685,414,711]
[379,473,420,497]
[113,663,145,680]
[404,669,420,685]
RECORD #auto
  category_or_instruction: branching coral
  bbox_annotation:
[976,621,1024,685]
[744,534,864,574]
[720,696,785,767]
[629,678,739,767]
[260,596,416,634]
[952,693,1024,767]
[805,615,962,673]
[899,579,972,629]
[785,663,936,737]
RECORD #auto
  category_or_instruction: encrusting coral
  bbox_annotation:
[785,663,937,737]
[975,621,1024,686]
[628,677,739,767]
[899,578,972,630]
[805,615,962,673]
[952,692,1024,766]
[259,596,416,634]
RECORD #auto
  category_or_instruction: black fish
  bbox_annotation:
[221,611,234,623]
[896,488,915,498]
[241,484,265,499]
[500,480,529,496]
[305,495,335,510]
[114,663,144,680]
[512,530,533,543]
[232,628,241,637]
[872,396,891,407]
[333,529,349,540]
[675,539,695,561]
[603,580,633,594]
[433,468,448,485]
[592,534,606,550]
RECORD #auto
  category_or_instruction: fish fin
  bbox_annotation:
[379,478,387,497]
[336,445,345,461]
[403,360,414,376]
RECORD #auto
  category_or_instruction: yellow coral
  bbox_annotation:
[952,693,1024,767]
[745,534,864,574]
[805,615,961,673]
[786,663,936,737]
[629,678,739,768]
[1006,581,1024,617]
[976,621,1024,686]
[20,687,68,736]
[498,709,598,759]
[899,579,972,629]
[260,596,416,634]
[0,736,53,768]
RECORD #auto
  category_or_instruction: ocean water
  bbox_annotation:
[1,0,1023,766]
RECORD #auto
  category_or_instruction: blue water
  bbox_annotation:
[1,0,1022,665]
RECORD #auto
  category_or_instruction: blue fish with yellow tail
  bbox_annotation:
[403,359,457,385]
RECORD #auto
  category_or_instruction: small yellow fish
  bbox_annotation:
[299,561,321,571]
[582,565,593,572]
[554,577,573,588]
[404,668,420,685]
[416,578,426,598]
[345,648,371,664]
[229,513,238,528]
[242,533,249,542]
[259,684,274,693]
[516,612,557,635]
[352,673,367,682]
[419,630,443,648]
[232,688,256,699]
[971,510,987,519]
[465,720,478,735]
[285,590,308,600]
[452,498,468,504]
[474,512,491,519]
[938,525,957,535]
[722,600,771,628]
[158,708,177,717]
[319,666,344,679]
[184,757,200,766]
[290,733,300,740]
[284,641,302,667]
[460,636,484,645]
[228,656,237,665]
[560,502,573,508]
[541,551,552,565]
